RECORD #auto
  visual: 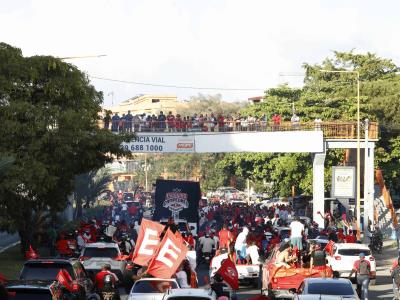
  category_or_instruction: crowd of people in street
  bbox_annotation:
[3,189,389,300]
[102,110,321,133]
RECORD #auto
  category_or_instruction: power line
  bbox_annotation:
[89,75,265,91]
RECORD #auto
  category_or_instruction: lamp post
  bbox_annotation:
[321,70,361,233]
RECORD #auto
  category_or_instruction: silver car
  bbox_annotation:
[295,278,359,300]
[128,278,180,300]
[79,242,126,280]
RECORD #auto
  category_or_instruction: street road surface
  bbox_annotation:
[0,232,19,253]
[119,242,398,299]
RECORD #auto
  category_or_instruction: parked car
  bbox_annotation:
[326,243,376,285]
[295,278,359,299]
[128,278,179,300]
[163,288,216,300]
[6,280,73,300]
[19,258,93,299]
[79,242,127,280]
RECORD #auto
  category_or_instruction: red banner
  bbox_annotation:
[217,258,239,290]
[147,229,188,279]
[56,269,73,292]
[324,240,335,256]
[131,219,165,266]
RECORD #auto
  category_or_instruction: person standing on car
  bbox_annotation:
[349,252,371,300]
[289,216,304,251]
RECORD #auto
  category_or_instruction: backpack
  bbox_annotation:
[392,266,400,286]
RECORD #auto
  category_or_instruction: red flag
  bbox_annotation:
[146,229,188,279]
[216,258,239,290]
[131,219,165,266]
[56,269,73,292]
[25,245,39,260]
[324,240,335,256]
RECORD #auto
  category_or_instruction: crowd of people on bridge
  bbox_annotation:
[102,110,322,133]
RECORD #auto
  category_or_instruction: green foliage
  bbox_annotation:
[75,168,112,208]
[0,43,132,251]
[177,94,247,117]
[220,51,400,196]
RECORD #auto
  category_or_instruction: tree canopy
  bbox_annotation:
[220,51,400,196]
[0,43,131,250]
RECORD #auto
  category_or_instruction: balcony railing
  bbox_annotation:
[98,120,379,140]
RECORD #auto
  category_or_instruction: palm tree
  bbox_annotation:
[74,168,112,219]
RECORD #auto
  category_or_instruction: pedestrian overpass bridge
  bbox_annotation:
[118,121,379,229]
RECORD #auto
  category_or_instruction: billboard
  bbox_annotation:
[152,179,200,223]
[331,166,356,199]
[121,131,324,153]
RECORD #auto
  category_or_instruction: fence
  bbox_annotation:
[98,119,379,140]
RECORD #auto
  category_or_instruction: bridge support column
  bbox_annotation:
[365,142,375,228]
[313,152,326,228]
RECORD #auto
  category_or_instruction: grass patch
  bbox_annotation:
[0,244,24,280]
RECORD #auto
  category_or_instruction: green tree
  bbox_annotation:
[0,43,132,252]
[177,94,247,117]
[222,51,400,196]
[74,168,112,217]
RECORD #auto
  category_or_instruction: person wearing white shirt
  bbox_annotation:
[186,245,197,272]
[246,241,260,264]
[210,249,229,277]
[289,217,304,250]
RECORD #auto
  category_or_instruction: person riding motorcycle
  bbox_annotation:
[95,264,120,300]
[198,232,215,262]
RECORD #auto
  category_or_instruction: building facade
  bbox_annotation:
[104,94,179,116]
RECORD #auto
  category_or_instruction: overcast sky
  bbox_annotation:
[1,0,399,106]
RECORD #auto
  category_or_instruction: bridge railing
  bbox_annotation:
[98,120,379,140]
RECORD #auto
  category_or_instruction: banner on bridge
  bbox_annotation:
[121,131,324,153]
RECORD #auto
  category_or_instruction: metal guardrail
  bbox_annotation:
[98,120,379,140]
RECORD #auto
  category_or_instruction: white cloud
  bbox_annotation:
[1,0,399,105]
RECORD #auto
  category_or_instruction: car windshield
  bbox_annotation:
[20,263,75,280]
[124,193,134,200]
[7,289,53,300]
[178,223,188,231]
[132,280,178,293]
[167,297,211,300]
[338,249,371,256]
[306,282,354,295]
[83,247,119,258]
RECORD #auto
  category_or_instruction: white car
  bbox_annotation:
[326,243,376,285]
[163,288,216,300]
[79,242,126,280]
[295,278,359,299]
[128,278,179,300]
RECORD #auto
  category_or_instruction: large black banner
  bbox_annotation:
[152,179,200,223]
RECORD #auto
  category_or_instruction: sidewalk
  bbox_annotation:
[369,240,398,299]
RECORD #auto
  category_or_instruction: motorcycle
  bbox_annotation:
[369,231,383,253]
[99,274,120,300]
[202,251,213,265]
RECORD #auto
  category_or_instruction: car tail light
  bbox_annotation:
[369,256,375,261]
[273,278,278,283]
[79,256,90,261]
[126,264,133,270]
[334,256,341,260]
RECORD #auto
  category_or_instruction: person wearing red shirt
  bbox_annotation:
[345,230,357,243]
[95,264,118,290]
[337,229,346,242]
[166,112,175,132]
[219,224,232,249]
[56,234,72,256]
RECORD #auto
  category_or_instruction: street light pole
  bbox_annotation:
[321,70,361,234]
